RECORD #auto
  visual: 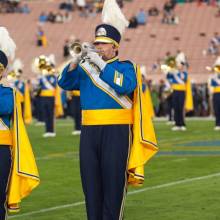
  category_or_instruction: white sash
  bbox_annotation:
[17,81,23,90]
[0,119,9,130]
[173,72,185,84]
[42,76,54,90]
[80,61,132,109]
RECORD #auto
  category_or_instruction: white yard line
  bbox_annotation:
[9,172,220,219]
[36,152,76,161]
[153,117,214,122]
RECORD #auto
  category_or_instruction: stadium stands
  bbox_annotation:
[0,0,219,82]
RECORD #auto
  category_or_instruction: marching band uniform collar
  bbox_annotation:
[106,56,118,64]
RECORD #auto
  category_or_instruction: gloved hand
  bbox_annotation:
[86,51,107,70]
[70,53,82,65]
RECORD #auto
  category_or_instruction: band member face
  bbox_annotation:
[94,42,118,61]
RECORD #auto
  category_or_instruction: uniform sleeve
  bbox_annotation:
[0,90,14,115]
[99,62,137,95]
[58,64,80,91]
[184,71,188,82]
[51,75,57,88]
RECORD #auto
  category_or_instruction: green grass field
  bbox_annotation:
[8,119,220,220]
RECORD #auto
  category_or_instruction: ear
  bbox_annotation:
[112,44,118,52]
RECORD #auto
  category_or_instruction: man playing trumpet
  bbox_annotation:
[58,0,158,219]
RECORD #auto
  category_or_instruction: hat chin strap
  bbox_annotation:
[0,63,5,79]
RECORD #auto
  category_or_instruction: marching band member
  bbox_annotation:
[0,27,39,219]
[208,57,220,130]
[161,55,193,131]
[36,55,57,137]
[11,59,32,124]
[58,0,158,219]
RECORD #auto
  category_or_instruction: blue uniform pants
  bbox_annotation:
[35,96,44,122]
[41,97,55,132]
[213,93,220,126]
[173,90,185,126]
[70,96,81,131]
[0,146,11,220]
[167,93,173,121]
[80,125,131,220]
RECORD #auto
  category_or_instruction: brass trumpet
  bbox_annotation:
[69,42,83,57]
[69,42,98,60]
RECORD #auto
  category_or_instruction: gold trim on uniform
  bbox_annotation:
[119,125,132,220]
[40,90,55,97]
[72,90,80,96]
[113,71,123,87]
[106,56,118,64]
[82,109,133,125]
[171,84,186,91]
[94,36,119,47]
[0,130,12,145]
[213,87,220,93]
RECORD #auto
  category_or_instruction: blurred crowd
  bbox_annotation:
[0,0,30,13]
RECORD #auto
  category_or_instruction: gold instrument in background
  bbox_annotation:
[206,65,220,74]
[32,55,52,75]
[215,65,220,73]
[38,55,48,71]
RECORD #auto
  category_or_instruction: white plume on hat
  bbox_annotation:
[214,56,220,66]
[0,27,16,60]
[102,0,129,35]
[175,51,186,66]
[140,65,147,78]
[12,58,23,72]
[48,54,56,66]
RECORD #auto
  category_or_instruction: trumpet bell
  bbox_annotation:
[69,42,83,57]
[214,65,220,73]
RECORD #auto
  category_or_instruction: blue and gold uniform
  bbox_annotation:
[39,73,57,135]
[167,71,187,127]
[164,56,193,130]
[59,57,136,111]
[0,28,39,219]
[209,68,220,129]
[0,84,13,219]
[59,56,137,220]
[59,0,158,218]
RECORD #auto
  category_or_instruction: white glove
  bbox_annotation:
[71,53,82,65]
[87,51,106,70]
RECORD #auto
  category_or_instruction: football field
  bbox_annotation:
[9,119,220,220]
